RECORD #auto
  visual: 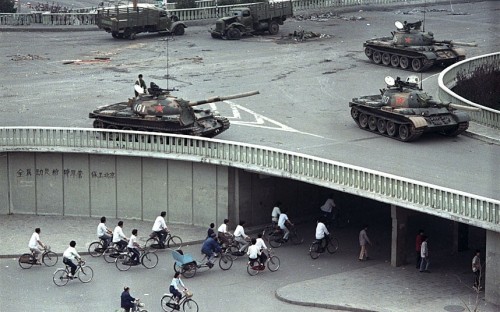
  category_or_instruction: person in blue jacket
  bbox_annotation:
[121,286,136,312]
[201,236,221,268]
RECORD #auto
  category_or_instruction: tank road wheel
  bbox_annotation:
[386,121,397,137]
[382,53,391,66]
[227,27,241,40]
[350,107,359,120]
[93,120,104,128]
[390,55,400,67]
[377,119,387,134]
[398,124,412,141]
[411,58,423,72]
[359,113,368,128]
[372,51,382,64]
[400,57,409,69]
[364,47,373,58]
[368,115,378,131]
[268,21,279,35]
[173,25,185,36]
[111,32,119,39]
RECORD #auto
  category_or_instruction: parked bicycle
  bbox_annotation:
[246,248,280,276]
[309,234,339,259]
[161,289,198,312]
[52,259,93,286]
[267,225,303,248]
[19,245,58,269]
[172,249,233,278]
[116,248,158,271]
[145,231,183,251]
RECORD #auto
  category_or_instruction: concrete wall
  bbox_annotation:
[485,230,500,305]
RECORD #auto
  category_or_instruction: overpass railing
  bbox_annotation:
[438,52,500,130]
[0,127,498,232]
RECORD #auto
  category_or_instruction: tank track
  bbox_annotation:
[440,121,469,137]
[204,116,230,138]
[364,46,434,72]
[92,118,198,135]
[350,107,425,142]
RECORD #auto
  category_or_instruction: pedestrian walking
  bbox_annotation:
[415,229,424,269]
[419,236,430,273]
[358,224,372,261]
[472,250,482,291]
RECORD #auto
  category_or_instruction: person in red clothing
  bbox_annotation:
[415,229,425,269]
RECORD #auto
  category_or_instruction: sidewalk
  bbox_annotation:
[2,215,498,312]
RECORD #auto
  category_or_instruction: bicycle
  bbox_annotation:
[52,259,94,286]
[268,225,303,248]
[125,299,148,312]
[19,245,58,269]
[246,248,280,276]
[161,289,198,312]
[88,238,111,257]
[309,234,339,259]
[172,249,233,278]
[115,248,159,271]
[222,234,250,260]
[145,231,183,251]
[103,243,128,263]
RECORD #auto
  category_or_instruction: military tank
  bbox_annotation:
[349,75,480,142]
[363,21,477,72]
[89,82,259,138]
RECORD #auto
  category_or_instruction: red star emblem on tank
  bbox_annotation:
[154,105,164,113]
[396,97,406,105]
[405,37,412,44]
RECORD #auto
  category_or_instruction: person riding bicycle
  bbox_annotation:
[234,220,250,255]
[271,201,282,227]
[277,209,293,242]
[113,221,129,251]
[97,216,113,250]
[217,218,231,248]
[62,240,81,278]
[255,233,268,265]
[121,286,137,312]
[201,236,221,268]
[128,229,141,265]
[320,193,336,223]
[28,228,46,264]
[315,217,330,252]
[152,211,168,248]
[247,238,263,268]
[170,272,188,307]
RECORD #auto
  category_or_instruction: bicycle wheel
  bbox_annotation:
[42,251,58,267]
[167,236,183,249]
[182,298,199,312]
[227,245,239,260]
[116,254,132,271]
[142,251,158,269]
[145,238,159,251]
[173,262,182,273]
[247,263,260,276]
[290,230,303,245]
[327,237,339,254]
[18,254,34,269]
[88,241,104,257]
[218,254,233,270]
[309,242,320,259]
[267,255,280,272]
[78,265,94,283]
[161,294,176,312]
[269,236,283,248]
[53,268,69,286]
[181,263,197,278]
[103,247,120,263]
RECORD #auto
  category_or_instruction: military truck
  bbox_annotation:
[210,1,293,39]
[96,4,186,39]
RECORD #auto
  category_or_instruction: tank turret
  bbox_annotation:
[363,21,477,72]
[349,76,480,142]
[89,82,259,138]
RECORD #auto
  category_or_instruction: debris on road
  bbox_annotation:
[9,54,48,61]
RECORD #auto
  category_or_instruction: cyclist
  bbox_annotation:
[201,236,221,268]
[96,216,113,250]
[207,222,216,239]
[234,220,250,255]
[315,217,330,252]
[152,211,168,248]
[277,209,293,242]
[320,193,336,223]
[271,201,282,226]
[121,286,137,312]
[247,238,262,268]
[62,240,81,278]
[128,229,141,265]
[28,228,46,264]
[170,272,188,307]
[217,218,231,248]
[255,233,268,265]
[113,221,129,251]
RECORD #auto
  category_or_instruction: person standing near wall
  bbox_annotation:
[419,236,430,273]
[472,250,482,291]
[358,224,372,261]
[415,229,425,269]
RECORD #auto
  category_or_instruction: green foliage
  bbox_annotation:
[0,0,16,13]
[176,0,197,9]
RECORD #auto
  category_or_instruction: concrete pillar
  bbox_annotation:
[485,230,500,306]
[391,205,408,267]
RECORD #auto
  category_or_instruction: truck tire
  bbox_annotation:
[227,28,241,40]
[171,15,179,22]
[268,21,279,35]
[173,25,185,36]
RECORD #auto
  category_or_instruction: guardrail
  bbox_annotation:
[438,52,500,130]
[1,127,498,232]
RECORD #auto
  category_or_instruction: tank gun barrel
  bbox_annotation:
[435,40,477,47]
[428,100,481,112]
[188,90,260,106]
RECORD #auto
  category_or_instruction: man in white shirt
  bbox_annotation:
[63,240,81,277]
[152,211,168,248]
[28,228,46,264]
[419,236,430,273]
[234,220,249,254]
[247,238,261,267]
[97,216,112,250]
[271,201,282,225]
[113,221,129,251]
[128,229,141,265]
[217,218,231,248]
[320,194,336,222]
[315,218,330,252]
[255,233,268,264]
[278,209,292,241]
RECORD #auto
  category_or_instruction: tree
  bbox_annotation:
[0,0,16,13]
